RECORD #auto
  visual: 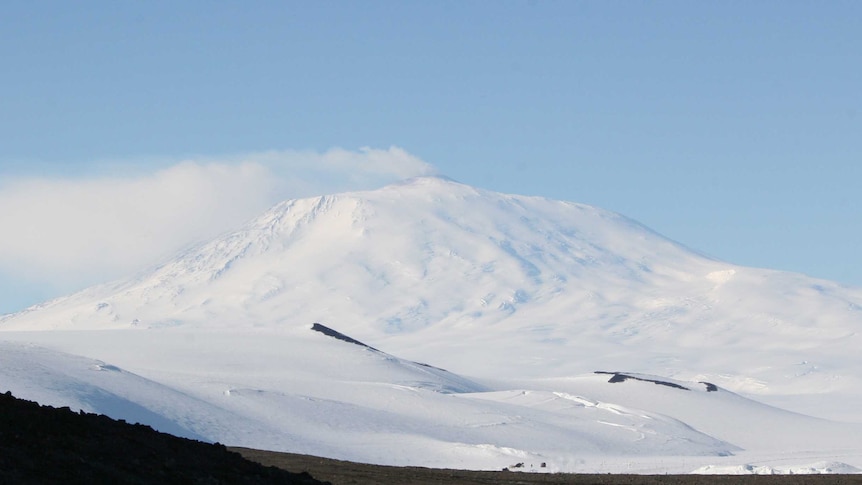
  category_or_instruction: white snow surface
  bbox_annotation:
[693,462,862,475]
[2,176,862,473]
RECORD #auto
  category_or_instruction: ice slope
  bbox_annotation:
[522,373,862,472]
[3,326,860,473]
[0,340,242,443]
[2,327,748,472]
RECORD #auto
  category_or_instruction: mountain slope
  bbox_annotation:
[0,391,326,485]
[2,176,715,332]
[0,327,752,472]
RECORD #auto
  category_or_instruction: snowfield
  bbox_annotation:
[2,176,861,473]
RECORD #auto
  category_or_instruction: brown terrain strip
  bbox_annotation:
[232,447,862,485]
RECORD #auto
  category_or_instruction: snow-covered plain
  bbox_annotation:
[2,176,862,473]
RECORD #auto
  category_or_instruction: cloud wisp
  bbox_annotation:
[0,146,436,312]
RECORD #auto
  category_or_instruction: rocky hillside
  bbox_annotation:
[0,391,326,485]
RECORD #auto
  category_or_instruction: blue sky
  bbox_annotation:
[1,1,860,314]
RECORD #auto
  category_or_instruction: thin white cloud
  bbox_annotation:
[0,146,435,310]
[225,145,437,196]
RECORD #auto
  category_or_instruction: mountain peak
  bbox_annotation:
[2,181,703,331]
[370,174,475,198]
[392,174,461,186]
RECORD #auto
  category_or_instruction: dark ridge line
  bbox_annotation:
[309,323,454,374]
[311,323,380,352]
[595,371,691,391]
[415,362,446,371]
[700,381,719,392]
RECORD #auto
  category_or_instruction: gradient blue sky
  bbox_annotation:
[1,1,860,314]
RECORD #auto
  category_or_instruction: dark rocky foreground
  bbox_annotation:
[233,448,862,485]
[2,390,861,485]
[0,391,326,484]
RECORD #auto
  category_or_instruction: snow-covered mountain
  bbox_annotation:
[2,176,861,473]
[6,175,716,332]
